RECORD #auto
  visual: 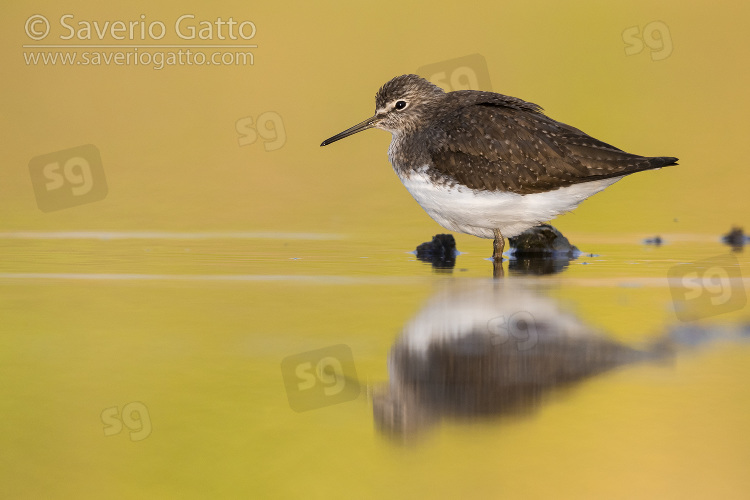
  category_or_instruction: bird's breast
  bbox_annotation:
[387,135,436,181]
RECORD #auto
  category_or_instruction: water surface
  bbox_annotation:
[2,232,748,498]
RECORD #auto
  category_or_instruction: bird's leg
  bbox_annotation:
[493,229,504,261]
[493,229,504,278]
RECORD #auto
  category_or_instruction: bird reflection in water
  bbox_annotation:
[372,280,670,441]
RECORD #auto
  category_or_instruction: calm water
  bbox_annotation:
[1,232,749,499]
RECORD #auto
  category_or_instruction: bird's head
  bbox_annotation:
[321,74,445,146]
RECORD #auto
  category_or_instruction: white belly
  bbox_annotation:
[398,168,622,238]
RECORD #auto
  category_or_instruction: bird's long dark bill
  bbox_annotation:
[320,116,376,146]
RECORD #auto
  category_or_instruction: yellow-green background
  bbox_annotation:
[3,0,749,236]
[2,1,750,499]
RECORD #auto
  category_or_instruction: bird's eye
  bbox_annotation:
[394,100,407,110]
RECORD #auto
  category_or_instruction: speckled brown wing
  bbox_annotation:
[426,93,678,195]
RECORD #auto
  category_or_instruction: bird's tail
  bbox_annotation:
[652,156,679,167]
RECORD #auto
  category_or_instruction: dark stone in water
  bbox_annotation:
[507,224,580,275]
[644,236,663,246]
[416,234,457,269]
[722,226,746,250]
[509,224,579,257]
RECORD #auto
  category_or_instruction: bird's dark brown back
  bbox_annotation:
[421,90,678,194]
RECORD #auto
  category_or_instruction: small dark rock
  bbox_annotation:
[507,225,580,276]
[644,236,663,246]
[416,234,457,269]
[509,224,579,258]
[722,226,746,250]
